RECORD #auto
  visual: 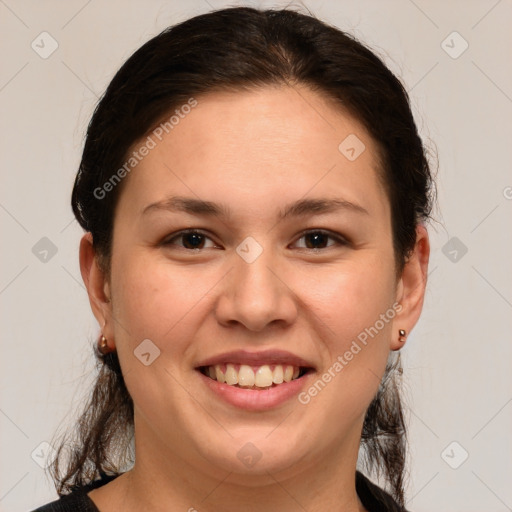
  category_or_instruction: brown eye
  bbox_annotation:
[293,230,348,250]
[163,230,217,250]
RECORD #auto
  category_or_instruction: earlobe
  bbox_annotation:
[79,233,113,337]
[391,225,430,351]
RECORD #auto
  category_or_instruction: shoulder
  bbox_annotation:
[356,471,409,512]
[30,473,121,512]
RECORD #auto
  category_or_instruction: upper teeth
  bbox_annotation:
[206,364,301,388]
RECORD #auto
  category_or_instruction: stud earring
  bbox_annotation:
[398,329,407,343]
[98,334,110,355]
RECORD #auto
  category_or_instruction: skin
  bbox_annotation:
[80,85,429,512]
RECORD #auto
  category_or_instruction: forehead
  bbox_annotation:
[116,85,389,221]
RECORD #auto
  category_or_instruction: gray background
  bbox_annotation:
[1,0,511,510]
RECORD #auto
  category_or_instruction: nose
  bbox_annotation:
[214,246,298,332]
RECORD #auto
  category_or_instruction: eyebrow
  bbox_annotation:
[142,195,369,219]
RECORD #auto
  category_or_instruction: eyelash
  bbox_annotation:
[162,228,349,251]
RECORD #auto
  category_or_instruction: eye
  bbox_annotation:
[162,228,348,252]
[292,230,348,250]
[162,229,218,250]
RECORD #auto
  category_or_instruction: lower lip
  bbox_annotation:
[197,370,313,411]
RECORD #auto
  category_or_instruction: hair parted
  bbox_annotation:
[50,6,434,508]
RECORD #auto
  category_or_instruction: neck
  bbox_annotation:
[116,416,367,512]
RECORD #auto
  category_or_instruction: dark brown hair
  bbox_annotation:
[50,6,434,508]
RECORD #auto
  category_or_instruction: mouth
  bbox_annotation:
[194,349,317,410]
[197,363,314,390]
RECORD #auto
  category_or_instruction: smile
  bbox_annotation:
[199,363,312,389]
[195,349,316,409]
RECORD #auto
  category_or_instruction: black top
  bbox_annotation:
[32,471,407,511]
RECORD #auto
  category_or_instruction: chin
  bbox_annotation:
[194,429,310,481]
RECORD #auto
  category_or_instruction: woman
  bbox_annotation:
[34,6,432,511]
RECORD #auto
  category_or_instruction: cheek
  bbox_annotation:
[110,252,211,351]
[294,255,397,346]
[108,254,212,419]
[295,263,397,416]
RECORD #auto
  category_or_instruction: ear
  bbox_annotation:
[79,232,115,347]
[391,224,430,350]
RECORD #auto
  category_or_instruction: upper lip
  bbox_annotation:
[196,349,316,370]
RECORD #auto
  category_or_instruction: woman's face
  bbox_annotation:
[85,85,427,482]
